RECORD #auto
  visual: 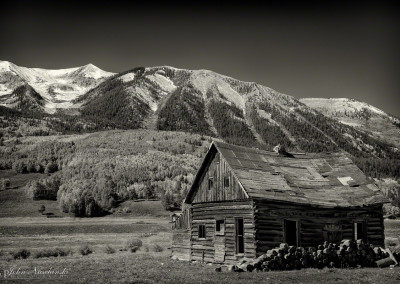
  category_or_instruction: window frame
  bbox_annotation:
[215,219,225,236]
[208,177,214,191]
[223,176,230,188]
[198,224,206,239]
[323,223,343,244]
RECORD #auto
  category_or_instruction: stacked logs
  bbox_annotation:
[230,240,394,272]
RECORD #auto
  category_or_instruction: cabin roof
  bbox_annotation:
[185,141,388,208]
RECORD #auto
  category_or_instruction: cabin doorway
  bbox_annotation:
[235,218,244,254]
[214,236,225,262]
[214,219,225,262]
[284,219,299,246]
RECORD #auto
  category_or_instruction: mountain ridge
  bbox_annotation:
[300,97,400,149]
[0,61,399,179]
[0,60,114,113]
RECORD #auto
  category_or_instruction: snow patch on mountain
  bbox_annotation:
[147,73,176,93]
[32,66,81,78]
[0,61,13,72]
[300,98,386,116]
[45,101,81,114]
[120,73,135,83]
[127,86,159,111]
[0,85,12,96]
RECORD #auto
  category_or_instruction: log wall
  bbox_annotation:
[253,199,385,256]
[190,200,256,263]
[171,229,191,261]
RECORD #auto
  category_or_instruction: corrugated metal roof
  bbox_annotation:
[185,141,388,208]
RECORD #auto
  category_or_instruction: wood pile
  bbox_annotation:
[229,240,397,272]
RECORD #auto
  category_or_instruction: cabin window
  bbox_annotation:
[284,219,299,246]
[354,221,366,242]
[323,224,342,243]
[216,219,225,235]
[198,224,206,239]
[235,218,244,254]
[224,176,230,188]
[208,178,214,190]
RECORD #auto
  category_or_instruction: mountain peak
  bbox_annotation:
[82,63,98,70]
[77,63,114,79]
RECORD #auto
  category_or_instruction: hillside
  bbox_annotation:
[76,66,400,179]
[0,130,210,216]
[0,62,399,182]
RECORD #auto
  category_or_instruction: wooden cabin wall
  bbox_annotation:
[192,152,247,203]
[190,200,256,263]
[253,200,384,256]
[172,229,191,261]
[171,204,192,261]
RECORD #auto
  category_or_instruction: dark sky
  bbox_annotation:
[1,1,399,116]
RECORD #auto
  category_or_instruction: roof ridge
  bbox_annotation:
[184,141,387,207]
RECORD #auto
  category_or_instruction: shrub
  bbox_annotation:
[25,180,46,200]
[122,207,132,214]
[126,238,142,253]
[105,245,116,254]
[26,161,36,173]
[44,162,58,174]
[12,160,27,173]
[35,163,44,173]
[38,205,46,214]
[153,244,164,252]
[55,247,72,257]
[79,244,93,256]
[34,248,72,258]
[0,178,10,191]
[11,249,30,259]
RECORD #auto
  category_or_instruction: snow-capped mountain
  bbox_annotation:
[1,61,399,180]
[77,65,399,160]
[0,60,114,113]
[300,98,400,148]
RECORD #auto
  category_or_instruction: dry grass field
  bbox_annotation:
[1,169,400,283]
[1,248,400,283]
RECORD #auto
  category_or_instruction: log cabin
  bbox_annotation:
[171,141,388,264]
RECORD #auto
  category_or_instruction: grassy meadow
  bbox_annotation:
[0,129,399,283]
